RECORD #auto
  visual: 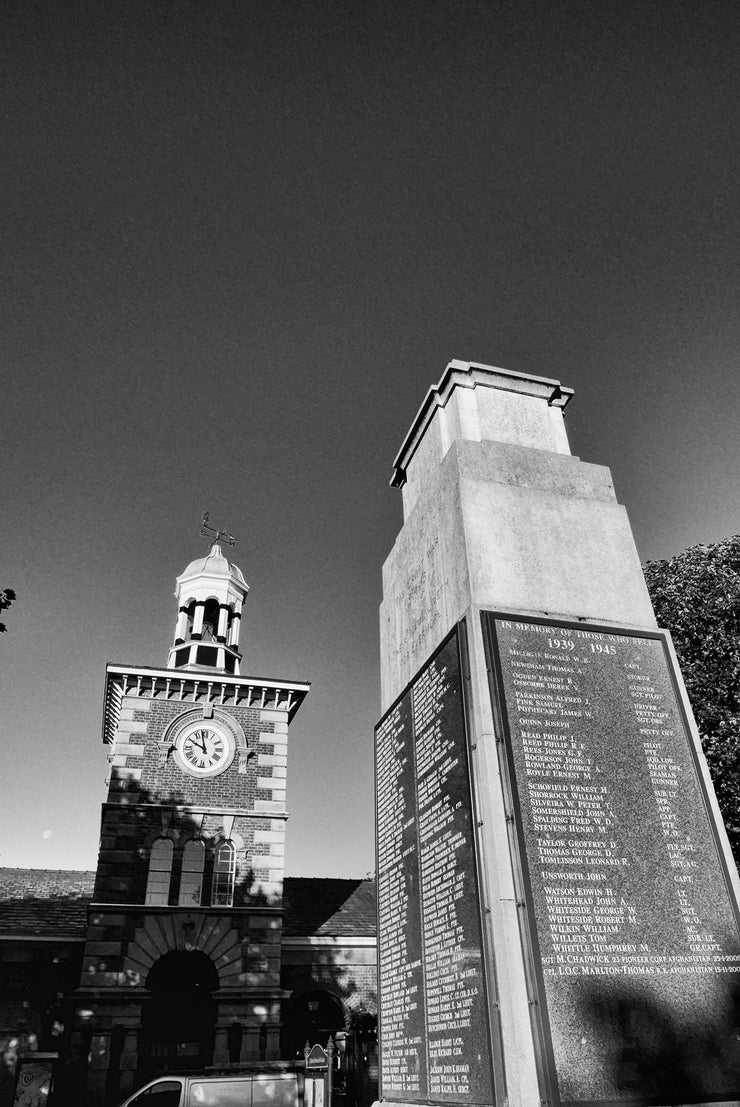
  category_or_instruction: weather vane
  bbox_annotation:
[200,511,236,548]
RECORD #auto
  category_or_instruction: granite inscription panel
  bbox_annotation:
[375,626,495,1105]
[483,613,740,1105]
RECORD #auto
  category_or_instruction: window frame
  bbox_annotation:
[211,840,236,906]
[145,837,174,906]
[178,838,205,907]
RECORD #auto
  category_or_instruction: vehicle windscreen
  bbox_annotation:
[126,1080,182,1107]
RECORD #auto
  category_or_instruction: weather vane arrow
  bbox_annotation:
[200,511,236,548]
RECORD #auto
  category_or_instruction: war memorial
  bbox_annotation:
[374,361,740,1107]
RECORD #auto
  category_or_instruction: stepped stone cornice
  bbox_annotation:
[102,662,310,744]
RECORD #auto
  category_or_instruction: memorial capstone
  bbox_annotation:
[377,360,740,1107]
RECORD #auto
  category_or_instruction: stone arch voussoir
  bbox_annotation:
[123,914,242,990]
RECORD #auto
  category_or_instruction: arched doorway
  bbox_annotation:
[140,950,219,1076]
[282,991,379,1107]
[282,989,347,1060]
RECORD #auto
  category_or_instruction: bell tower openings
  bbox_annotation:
[168,522,249,674]
[77,520,311,1105]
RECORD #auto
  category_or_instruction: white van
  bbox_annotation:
[117,1072,300,1107]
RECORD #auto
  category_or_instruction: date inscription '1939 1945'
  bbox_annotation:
[484,613,740,1107]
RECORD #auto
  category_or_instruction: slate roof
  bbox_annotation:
[282,878,377,937]
[0,868,95,939]
[0,869,377,941]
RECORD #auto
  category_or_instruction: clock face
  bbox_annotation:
[174,722,235,778]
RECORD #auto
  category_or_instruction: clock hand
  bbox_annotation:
[185,737,206,756]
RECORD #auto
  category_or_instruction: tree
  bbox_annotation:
[0,588,14,632]
[644,535,740,862]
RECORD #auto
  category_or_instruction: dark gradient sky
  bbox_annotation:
[2,0,739,875]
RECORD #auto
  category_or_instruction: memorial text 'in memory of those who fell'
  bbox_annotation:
[484,612,740,1106]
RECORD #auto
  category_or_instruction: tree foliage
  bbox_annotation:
[644,535,740,861]
[0,588,14,633]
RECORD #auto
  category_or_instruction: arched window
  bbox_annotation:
[211,841,236,906]
[179,839,205,906]
[145,838,174,905]
[184,600,196,639]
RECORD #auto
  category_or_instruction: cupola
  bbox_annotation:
[168,538,249,675]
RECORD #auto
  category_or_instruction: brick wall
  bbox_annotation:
[281,945,378,1016]
[95,688,290,907]
[107,698,284,808]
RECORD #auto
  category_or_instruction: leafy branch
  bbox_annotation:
[0,588,15,633]
[644,535,740,860]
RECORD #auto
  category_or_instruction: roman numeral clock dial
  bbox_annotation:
[173,721,236,778]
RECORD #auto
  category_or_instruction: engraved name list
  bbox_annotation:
[484,614,740,1105]
[375,627,494,1106]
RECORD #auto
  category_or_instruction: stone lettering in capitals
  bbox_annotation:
[485,613,740,1105]
[375,627,495,1105]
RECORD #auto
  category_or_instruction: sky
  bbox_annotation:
[2,0,739,878]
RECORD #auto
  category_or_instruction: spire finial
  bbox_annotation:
[200,511,236,548]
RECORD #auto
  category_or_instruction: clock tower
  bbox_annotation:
[74,535,310,1105]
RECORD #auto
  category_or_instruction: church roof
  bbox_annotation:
[0,868,95,939]
[0,870,377,941]
[282,877,377,937]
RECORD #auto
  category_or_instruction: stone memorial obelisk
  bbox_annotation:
[375,361,740,1107]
